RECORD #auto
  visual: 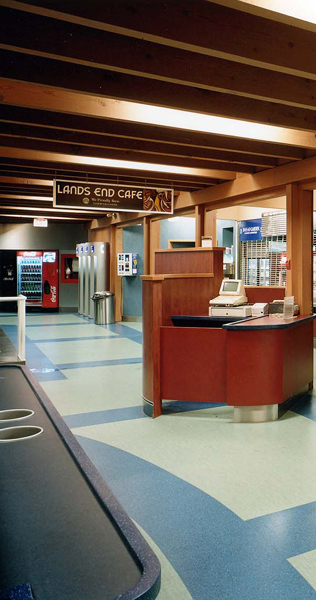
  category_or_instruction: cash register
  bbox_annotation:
[209,279,252,317]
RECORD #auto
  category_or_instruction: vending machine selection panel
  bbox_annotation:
[117,253,138,276]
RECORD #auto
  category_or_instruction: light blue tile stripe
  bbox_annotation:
[56,357,142,370]
[64,406,146,428]
[26,321,91,328]
[31,335,118,343]
[1,324,66,381]
[64,402,226,429]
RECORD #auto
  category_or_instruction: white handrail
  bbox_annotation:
[0,295,26,362]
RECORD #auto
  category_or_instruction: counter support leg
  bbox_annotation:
[234,405,278,423]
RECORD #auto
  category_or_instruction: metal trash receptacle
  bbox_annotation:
[91,291,115,325]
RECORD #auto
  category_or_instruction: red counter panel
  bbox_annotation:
[161,326,226,404]
[226,329,284,406]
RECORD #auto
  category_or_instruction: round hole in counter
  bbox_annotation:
[0,409,34,422]
[0,426,43,443]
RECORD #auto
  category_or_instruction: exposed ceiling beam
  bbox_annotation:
[210,1,316,32]
[1,79,316,149]
[2,50,316,133]
[0,166,216,191]
[0,105,304,160]
[0,211,88,221]
[0,176,53,186]
[0,136,254,173]
[0,124,278,169]
[176,153,316,209]
[2,0,316,77]
[1,7,316,110]
[0,194,51,201]
[0,146,238,180]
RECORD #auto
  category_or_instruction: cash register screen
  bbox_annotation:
[222,281,239,292]
[219,279,245,296]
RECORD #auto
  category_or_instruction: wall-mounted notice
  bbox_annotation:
[53,180,173,214]
[117,253,138,276]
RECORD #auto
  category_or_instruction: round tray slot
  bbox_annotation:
[0,409,34,422]
[0,426,43,443]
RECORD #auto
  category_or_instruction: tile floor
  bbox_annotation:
[2,311,316,599]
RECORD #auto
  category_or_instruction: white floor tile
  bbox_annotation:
[288,549,316,591]
[74,410,316,521]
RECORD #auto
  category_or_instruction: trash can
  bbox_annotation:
[91,291,115,325]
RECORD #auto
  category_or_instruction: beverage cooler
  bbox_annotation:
[0,250,59,311]
[17,251,59,309]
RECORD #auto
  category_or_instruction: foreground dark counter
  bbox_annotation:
[0,365,160,600]
[224,314,314,330]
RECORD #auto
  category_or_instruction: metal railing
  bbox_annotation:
[0,295,26,362]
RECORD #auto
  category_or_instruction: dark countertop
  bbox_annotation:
[0,365,160,600]
[223,314,315,330]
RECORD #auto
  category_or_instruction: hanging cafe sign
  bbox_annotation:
[53,180,173,214]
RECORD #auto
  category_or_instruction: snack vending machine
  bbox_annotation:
[17,250,59,309]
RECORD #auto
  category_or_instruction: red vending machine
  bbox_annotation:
[17,251,59,310]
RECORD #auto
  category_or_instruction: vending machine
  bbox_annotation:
[0,250,17,311]
[16,250,59,309]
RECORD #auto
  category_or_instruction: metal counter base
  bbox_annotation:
[234,404,278,423]
[0,365,160,600]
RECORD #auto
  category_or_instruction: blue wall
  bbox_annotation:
[216,219,236,248]
[122,225,143,317]
[160,217,195,249]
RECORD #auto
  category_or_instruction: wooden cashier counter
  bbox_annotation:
[142,248,314,422]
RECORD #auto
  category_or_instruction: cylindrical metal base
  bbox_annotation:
[234,404,278,423]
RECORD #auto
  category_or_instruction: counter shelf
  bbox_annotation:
[0,364,161,600]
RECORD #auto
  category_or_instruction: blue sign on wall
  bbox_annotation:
[239,219,262,241]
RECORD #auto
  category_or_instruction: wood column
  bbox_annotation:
[142,277,163,417]
[110,225,123,322]
[150,220,161,274]
[204,209,217,246]
[286,184,313,315]
[143,216,150,275]
[195,205,205,247]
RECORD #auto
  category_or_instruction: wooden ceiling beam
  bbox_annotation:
[0,105,304,160]
[0,137,253,174]
[176,153,316,209]
[0,203,110,217]
[0,146,238,180]
[0,165,216,191]
[0,176,53,186]
[0,194,51,201]
[211,0,316,33]
[0,212,89,221]
[0,123,278,168]
[1,7,316,108]
[1,78,316,151]
[2,52,316,134]
[4,0,316,77]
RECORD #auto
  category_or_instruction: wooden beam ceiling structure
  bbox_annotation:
[0,0,316,223]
